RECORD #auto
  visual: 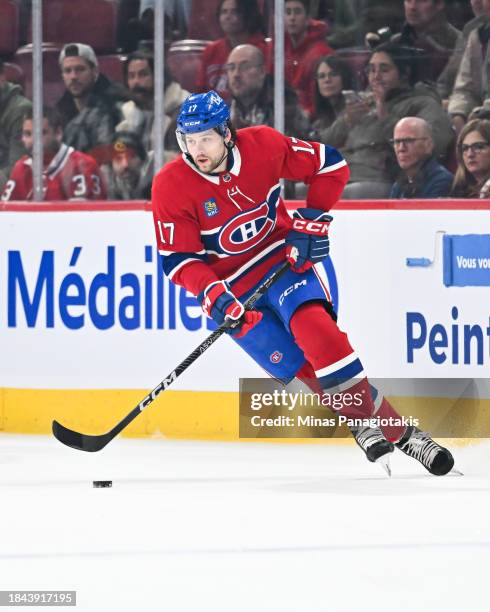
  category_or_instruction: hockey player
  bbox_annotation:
[1,107,106,202]
[152,90,454,476]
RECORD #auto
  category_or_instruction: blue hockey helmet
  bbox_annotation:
[176,91,230,142]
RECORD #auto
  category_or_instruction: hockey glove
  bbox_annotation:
[198,280,263,338]
[285,208,333,273]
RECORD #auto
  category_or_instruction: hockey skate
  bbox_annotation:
[350,426,394,476]
[395,426,454,476]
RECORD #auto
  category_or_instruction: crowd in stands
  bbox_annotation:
[1,0,490,202]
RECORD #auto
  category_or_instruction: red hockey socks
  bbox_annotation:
[296,357,407,441]
[290,303,376,420]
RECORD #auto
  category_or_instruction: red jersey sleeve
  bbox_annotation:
[151,164,219,296]
[258,127,350,211]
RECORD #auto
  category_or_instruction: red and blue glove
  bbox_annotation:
[198,280,262,338]
[285,208,333,273]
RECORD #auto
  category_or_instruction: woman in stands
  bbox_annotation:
[318,41,454,199]
[451,119,490,198]
[195,0,268,101]
[309,55,355,140]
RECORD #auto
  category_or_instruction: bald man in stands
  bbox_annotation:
[390,116,453,199]
[225,43,310,138]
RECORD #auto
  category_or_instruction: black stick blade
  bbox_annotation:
[52,420,110,452]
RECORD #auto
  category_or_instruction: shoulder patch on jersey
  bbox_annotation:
[203,198,219,217]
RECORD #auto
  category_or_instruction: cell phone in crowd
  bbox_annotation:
[342,90,362,104]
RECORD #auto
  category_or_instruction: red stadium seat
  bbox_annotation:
[28,0,119,54]
[0,0,20,55]
[14,44,64,105]
[167,39,209,93]
[187,0,221,40]
[98,54,126,85]
[3,62,25,89]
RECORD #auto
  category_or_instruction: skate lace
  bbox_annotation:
[355,427,384,451]
[400,430,440,467]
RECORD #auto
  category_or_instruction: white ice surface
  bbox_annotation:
[1,434,489,611]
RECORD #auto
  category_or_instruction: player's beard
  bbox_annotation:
[194,146,228,174]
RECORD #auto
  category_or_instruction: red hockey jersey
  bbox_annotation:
[1,144,106,201]
[151,125,349,298]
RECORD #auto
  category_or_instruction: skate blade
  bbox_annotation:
[376,454,392,477]
[450,467,464,476]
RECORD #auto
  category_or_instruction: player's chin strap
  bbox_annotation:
[52,261,291,453]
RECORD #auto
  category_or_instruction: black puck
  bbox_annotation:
[93,480,112,488]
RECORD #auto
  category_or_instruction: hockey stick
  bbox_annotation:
[52,260,290,452]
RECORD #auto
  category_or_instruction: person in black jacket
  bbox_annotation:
[56,43,128,163]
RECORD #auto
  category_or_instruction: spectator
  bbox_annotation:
[0,59,32,191]
[117,51,189,161]
[437,0,488,102]
[447,0,490,135]
[322,42,454,199]
[226,44,311,138]
[56,43,128,162]
[196,0,268,101]
[390,116,453,198]
[102,131,153,200]
[1,107,106,202]
[451,118,490,197]
[138,0,191,40]
[327,0,405,49]
[391,0,462,84]
[283,0,334,114]
[309,55,355,140]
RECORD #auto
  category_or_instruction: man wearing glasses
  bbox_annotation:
[390,116,453,198]
[225,44,310,139]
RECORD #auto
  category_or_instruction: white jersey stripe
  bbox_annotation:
[317,159,348,175]
[226,239,285,283]
[315,351,359,378]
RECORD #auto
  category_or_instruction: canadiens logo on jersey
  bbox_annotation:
[203,198,219,217]
[199,184,281,256]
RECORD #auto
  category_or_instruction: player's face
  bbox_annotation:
[393,122,432,171]
[61,57,98,98]
[219,0,244,36]
[22,118,61,157]
[112,149,142,187]
[126,59,154,102]
[461,130,490,181]
[185,129,228,173]
[367,52,402,95]
[404,0,441,27]
[316,61,343,98]
[285,1,308,37]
